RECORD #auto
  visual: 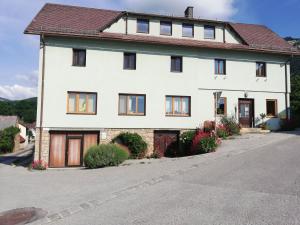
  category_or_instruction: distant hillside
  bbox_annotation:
[0,97,37,123]
[285,37,300,49]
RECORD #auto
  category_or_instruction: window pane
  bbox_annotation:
[87,95,96,113]
[160,21,172,35]
[171,56,182,72]
[182,24,193,37]
[174,97,181,114]
[204,26,215,39]
[119,95,127,114]
[78,94,87,112]
[256,62,266,76]
[128,96,137,113]
[215,59,225,74]
[137,19,149,33]
[217,98,225,115]
[73,49,86,66]
[182,97,189,114]
[267,100,276,116]
[166,97,172,114]
[68,94,76,113]
[137,96,145,113]
[124,53,136,70]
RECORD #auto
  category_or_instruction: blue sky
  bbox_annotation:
[0,0,299,100]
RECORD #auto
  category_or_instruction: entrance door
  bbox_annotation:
[154,131,179,157]
[49,134,66,168]
[238,99,254,128]
[66,137,83,167]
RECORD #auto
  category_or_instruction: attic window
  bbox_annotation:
[204,25,215,39]
[72,49,86,67]
[137,19,149,34]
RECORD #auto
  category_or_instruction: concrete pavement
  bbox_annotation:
[0,132,300,225]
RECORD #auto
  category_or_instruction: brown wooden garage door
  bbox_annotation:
[154,131,179,157]
[49,132,99,168]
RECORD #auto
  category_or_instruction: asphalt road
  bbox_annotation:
[1,132,300,225]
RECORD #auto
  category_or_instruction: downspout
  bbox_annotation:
[38,34,46,161]
[223,25,226,43]
[125,12,128,35]
[285,56,292,120]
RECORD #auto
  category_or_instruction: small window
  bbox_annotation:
[160,21,172,36]
[204,25,215,39]
[215,59,226,75]
[73,49,86,67]
[67,92,97,114]
[171,56,183,72]
[266,99,277,117]
[137,19,149,33]
[166,96,191,116]
[216,97,227,115]
[124,53,136,70]
[119,94,146,116]
[256,62,266,77]
[182,23,194,37]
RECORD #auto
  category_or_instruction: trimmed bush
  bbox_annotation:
[112,132,147,159]
[84,144,129,169]
[179,130,196,156]
[220,116,241,135]
[198,137,218,154]
[216,125,229,139]
[0,126,20,154]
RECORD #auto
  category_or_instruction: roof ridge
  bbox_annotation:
[44,2,121,13]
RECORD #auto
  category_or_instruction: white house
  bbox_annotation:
[25,3,300,167]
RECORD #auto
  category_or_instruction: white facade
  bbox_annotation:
[37,36,290,131]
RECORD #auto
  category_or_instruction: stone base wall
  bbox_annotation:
[13,133,20,152]
[100,128,155,155]
[34,128,50,162]
[34,128,195,164]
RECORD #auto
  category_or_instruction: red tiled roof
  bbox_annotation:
[229,23,294,52]
[25,3,122,35]
[25,3,300,55]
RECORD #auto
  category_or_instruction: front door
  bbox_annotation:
[238,99,254,128]
[66,137,83,167]
[154,131,179,157]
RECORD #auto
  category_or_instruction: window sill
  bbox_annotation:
[266,115,278,118]
[118,114,146,116]
[72,65,86,67]
[160,33,172,36]
[137,31,149,34]
[204,37,216,40]
[67,112,96,115]
[182,35,194,38]
[166,114,191,117]
[171,71,183,73]
[123,68,136,70]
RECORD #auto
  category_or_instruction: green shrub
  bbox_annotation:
[0,126,20,154]
[220,116,241,135]
[84,144,129,169]
[216,127,229,139]
[179,130,196,155]
[112,132,147,159]
[280,119,298,131]
[197,137,217,154]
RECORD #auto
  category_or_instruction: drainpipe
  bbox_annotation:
[38,34,46,161]
[125,13,128,35]
[285,56,292,120]
[223,25,226,43]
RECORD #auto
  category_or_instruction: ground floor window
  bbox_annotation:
[119,94,146,116]
[67,92,97,114]
[166,96,191,116]
[266,99,277,117]
[216,97,227,116]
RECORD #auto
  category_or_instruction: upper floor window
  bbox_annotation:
[137,19,149,34]
[204,25,215,39]
[160,21,172,36]
[171,56,183,73]
[266,99,277,117]
[216,97,227,115]
[166,96,191,116]
[182,23,194,37]
[67,92,97,115]
[124,53,136,70]
[215,59,226,75]
[73,49,86,67]
[119,94,146,116]
[256,62,266,77]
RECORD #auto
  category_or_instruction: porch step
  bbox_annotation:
[241,128,270,134]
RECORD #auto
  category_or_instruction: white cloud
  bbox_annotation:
[15,70,38,87]
[120,0,238,20]
[0,84,37,100]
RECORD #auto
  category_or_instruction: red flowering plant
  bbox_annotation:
[31,160,48,170]
[216,124,230,139]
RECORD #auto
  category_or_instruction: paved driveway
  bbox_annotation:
[1,132,300,225]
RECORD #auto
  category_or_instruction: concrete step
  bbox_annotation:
[241,128,271,134]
